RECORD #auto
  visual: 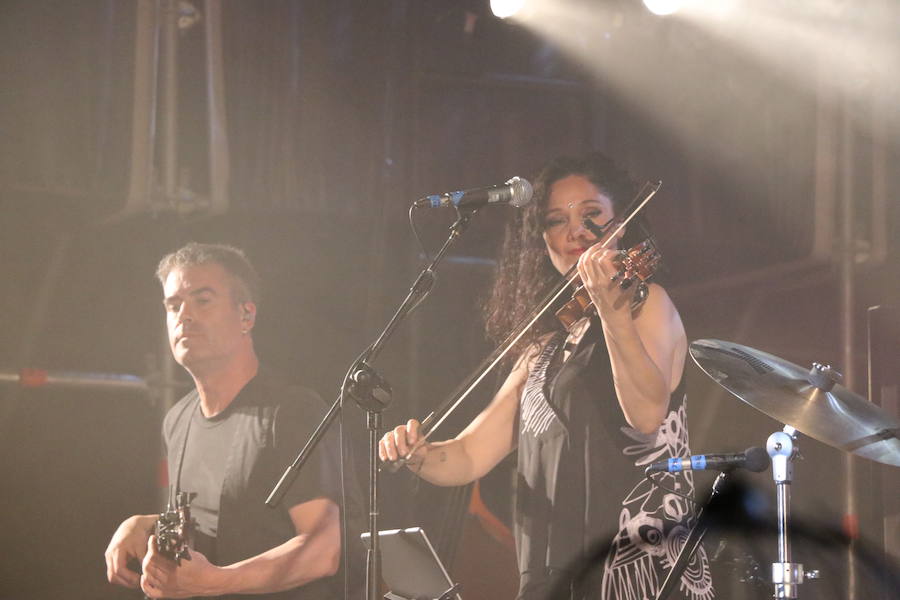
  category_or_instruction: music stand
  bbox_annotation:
[360,527,462,600]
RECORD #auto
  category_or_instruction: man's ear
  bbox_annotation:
[240,302,256,329]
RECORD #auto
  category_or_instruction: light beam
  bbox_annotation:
[491,0,527,19]
[643,0,682,17]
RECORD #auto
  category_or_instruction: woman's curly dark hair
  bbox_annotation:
[482,152,642,358]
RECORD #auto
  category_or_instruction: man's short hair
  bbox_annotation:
[156,242,262,306]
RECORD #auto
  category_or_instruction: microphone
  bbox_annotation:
[414,176,533,209]
[645,447,769,475]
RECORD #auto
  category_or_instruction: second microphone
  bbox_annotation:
[414,176,533,209]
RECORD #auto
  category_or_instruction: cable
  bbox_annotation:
[644,470,703,507]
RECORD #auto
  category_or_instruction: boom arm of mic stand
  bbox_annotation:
[267,206,477,600]
[266,399,342,507]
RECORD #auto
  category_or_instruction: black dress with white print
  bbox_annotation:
[515,318,715,600]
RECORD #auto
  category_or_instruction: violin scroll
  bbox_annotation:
[612,238,661,291]
[555,237,661,330]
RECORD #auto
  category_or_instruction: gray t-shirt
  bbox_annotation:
[177,401,243,559]
[163,367,351,600]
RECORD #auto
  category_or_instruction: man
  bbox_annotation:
[105,242,343,599]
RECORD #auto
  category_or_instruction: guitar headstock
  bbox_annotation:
[156,491,196,565]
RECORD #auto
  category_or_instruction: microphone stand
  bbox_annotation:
[654,471,731,600]
[266,207,479,600]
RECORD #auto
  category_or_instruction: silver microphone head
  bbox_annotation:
[505,176,534,208]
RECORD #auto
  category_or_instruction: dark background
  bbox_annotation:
[1,1,898,598]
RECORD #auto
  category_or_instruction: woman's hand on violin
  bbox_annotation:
[577,244,634,324]
[379,419,428,469]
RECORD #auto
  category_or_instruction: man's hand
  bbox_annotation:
[141,534,219,598]
[105,514,156,588]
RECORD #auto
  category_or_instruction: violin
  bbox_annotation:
[555,236,662,330]
[388,180,662,466]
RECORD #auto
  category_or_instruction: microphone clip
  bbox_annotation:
[346,361,392,412]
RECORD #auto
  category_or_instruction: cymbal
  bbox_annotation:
[690,339,900,467]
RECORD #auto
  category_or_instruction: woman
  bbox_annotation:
[379,154,714,600]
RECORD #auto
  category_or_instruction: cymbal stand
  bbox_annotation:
[767,425,817,598]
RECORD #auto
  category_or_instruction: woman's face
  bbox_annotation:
[541,174,617,275]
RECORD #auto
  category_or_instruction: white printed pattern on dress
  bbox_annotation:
[601,402,716,600]
[520,335,564,437]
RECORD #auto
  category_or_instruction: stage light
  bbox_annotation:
[491,0,526,19]
[643,0,682,16]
